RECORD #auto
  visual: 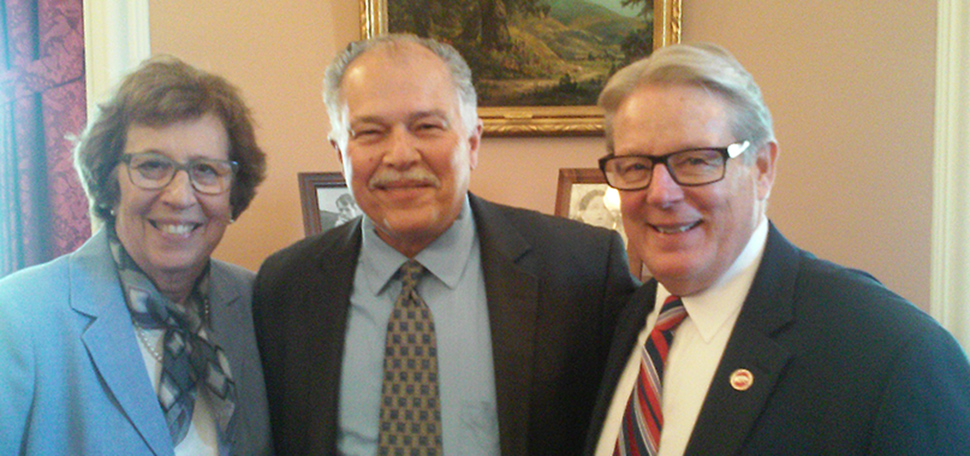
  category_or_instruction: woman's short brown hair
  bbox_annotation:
[74,54,266,223]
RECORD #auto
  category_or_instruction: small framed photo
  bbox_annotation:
[555,168,646,280]
[555,168,624,238]
[298,172,363,236]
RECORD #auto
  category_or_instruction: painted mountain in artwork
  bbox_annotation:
[479,0,652,105]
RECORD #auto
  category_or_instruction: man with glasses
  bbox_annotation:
[586,43,970,455]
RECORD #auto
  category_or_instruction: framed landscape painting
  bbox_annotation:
[360,0,681,135]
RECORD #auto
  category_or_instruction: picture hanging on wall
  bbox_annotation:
[555,167,647,280]
[359,0,681,136]
[298,172,362,236]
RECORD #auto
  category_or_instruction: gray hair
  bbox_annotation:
[323,33,478,145]
[599,43,774,160]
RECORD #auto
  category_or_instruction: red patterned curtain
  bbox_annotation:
[1,0,89,278]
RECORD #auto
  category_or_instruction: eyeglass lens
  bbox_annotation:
[603,149,728,189]
[125,153,235,194]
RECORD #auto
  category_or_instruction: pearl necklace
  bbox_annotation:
[132,318,163,363]
[130,298,210,364]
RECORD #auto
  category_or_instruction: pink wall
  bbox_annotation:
[149,0,935,309]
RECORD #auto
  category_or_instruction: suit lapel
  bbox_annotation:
[70,231,172,456]
[305,220,362,453]
[205,261,243,444]
[207,262,242,364]
[584,281,658,453]
[208,262,241,315]
[470,195,539,456]
[684,224,797,456]
[205,261,241,358]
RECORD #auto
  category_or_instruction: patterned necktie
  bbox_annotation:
[109,234,236,445]
[615,295,687,456]
[378,259,444,456]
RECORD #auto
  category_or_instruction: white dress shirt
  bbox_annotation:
[596,218,769,456]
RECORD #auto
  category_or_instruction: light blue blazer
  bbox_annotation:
[0,230,272,455]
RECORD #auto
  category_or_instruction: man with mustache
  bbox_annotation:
[586,43,970,455]
[252,34,637,455]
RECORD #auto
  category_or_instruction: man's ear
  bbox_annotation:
[756,140,778,201]
[467,119,483,170]
[330,137,344,167]
[330,137,352,185]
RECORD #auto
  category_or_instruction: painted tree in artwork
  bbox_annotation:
[387,0,437,38]
[478,0,551,50]
[386,0,656,106]
[618,0,655,63]
[479,0,512,50]
[388,0,550,51]
[621,0,653,18]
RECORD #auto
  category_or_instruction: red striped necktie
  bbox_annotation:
[615,295,688,456]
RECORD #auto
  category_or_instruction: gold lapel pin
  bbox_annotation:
[730,368,754,391]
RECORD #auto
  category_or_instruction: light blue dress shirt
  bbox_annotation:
[337,197,500,455]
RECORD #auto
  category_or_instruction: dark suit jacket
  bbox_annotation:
[253,194,638,455]
[586,223,970,455]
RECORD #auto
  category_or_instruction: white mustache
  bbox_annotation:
[368,169,441,189]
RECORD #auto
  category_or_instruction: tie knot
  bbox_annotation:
[398,259,425,291]
[656,296,687,331]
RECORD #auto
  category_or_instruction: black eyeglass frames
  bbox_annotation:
[598,141,751,190]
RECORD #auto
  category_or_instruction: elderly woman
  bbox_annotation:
[0,55,271,455]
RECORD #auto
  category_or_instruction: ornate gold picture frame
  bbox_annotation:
[360,0,681,136]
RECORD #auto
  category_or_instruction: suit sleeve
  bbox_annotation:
[599,231,639,354]
[252,251,293,376]
[869,325,970,455]
[0,285,35,455]
[251,251,298,455]
[251,256,279,420]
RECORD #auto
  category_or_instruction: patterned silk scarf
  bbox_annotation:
[107,230,236,445]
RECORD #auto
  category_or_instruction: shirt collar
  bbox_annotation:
[656,217,769,342]
[358,196,475,296]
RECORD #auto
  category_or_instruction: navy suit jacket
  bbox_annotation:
[253,194,638,455]
[0,230,272,456]
[586,223,970,455]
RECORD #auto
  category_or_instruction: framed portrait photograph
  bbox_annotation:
[298,172,363,236]
[360,0,682,136]
[555,168,623,237]
[555,168,647,280]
